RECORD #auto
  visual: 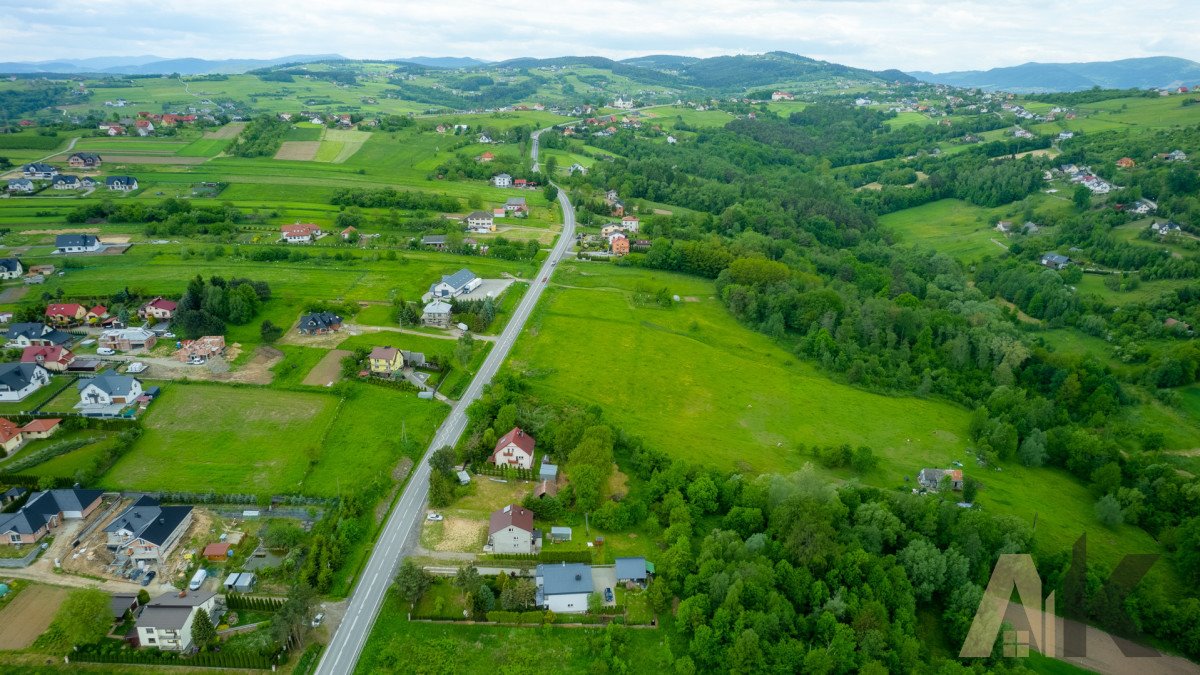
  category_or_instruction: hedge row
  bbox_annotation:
[484,549,593,563]
[225,593,285,611]
[74,650,272,669]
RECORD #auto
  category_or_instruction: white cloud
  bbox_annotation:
[1,0,1197,71]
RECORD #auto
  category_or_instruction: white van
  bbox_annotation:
[189,568,207,591]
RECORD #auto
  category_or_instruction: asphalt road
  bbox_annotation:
[315,128,574,675]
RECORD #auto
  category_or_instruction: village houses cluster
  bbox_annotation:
[8,154,138,195]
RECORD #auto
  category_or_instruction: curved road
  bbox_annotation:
[315,128,573,675]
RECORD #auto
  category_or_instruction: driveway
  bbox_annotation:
[591,565,617,606]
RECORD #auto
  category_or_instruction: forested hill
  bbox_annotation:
[911,56,1200,92]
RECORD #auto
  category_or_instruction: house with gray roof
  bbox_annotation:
[297,311,342,335]
[421,299,453,328]
[1040,252,1070,270]
[421,234,448,250]
[6,178,34,193]
[52,175,81,190]
[105,175,138,192]
[0,363,50,402]
[78,373,144,412]
[464,211,494,233]
[504,196,528,213]
[0,258,22,280]
[68,152,102,169]
[428,268,481,299]
[536,562,593,613]
[55,233,102,254]
[615,557,650,585]
[22,163,57,179]
[136,590,220,651]
[4,322,71,347]
[105,495,193,564]
[0,489,103,545]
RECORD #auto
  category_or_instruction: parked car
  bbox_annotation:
[163,332,176,338]
[311,612,325,628]
[96,347,114,356]
[426,513,443,522]
[141,570,157,586]
[604,587,614,603]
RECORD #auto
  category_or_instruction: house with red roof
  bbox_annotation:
[0,418,23,454]
[20,418,61,439]
[139,297,177,321]
[477,151,495,163]
[621,215,640,232]
[86,306,108,324]
[490,427,535,470]
[21,345,75,372]
[281,223,321,244]
[487,504,539,554]
[45,303,86,326]
[917,468,964,491]
[341,226,358,241]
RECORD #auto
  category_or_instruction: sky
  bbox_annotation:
[2,0,1198,72]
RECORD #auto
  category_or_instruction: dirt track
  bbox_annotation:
[0,585,68,649]
[303,349,350,386]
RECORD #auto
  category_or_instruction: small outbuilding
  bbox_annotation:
[549,526,572,543]
[223,572,257,593]
[616,557,650,585]
[203,542,232,561]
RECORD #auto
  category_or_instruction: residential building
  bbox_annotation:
[0,419,23,454]
[341,226,358,241]
[135,591,219,652]
[611,235,630,256]
[20,417,61,440]
[421,300,453,328]
[21,345,74,372]
[428,269,482,299]
[1040,253,1070,270]
[297,311,342,334]
[68,152,102,168]
[105,176,138,191]
[917,468,964,491]
[45,303,86,326]
[504,196,528,213]
[492,173,512,187]
[536,563,593,613]
[487,504,539,554]
[78,373,144,407]
[615,557,650,586]
[568,163,587,175]
[368,346,403,376]
[478,151,495,162]
[771,91,795,101]
[6,179,34,193]
[490,426,535,470]
[1151,221,1182,237]
[86,305,108,324]
[52,175,81,190]
[0,363,51,402]
[465,211,495,233]
[620,215,640,232]
[174,336,225,363]
[99,327,156,352]
[139,297,177,320]
[22,163,57,179]
[55,234,102,254]
[105,495,192,565]
[4,322,71,347]
[1116,157,1136,169]
[281,223,321,244]
[0,489,103,545]
[0,258,23,280]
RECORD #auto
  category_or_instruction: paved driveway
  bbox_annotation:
[592,565,617,606]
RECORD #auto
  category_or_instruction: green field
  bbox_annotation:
[100,382,445,497]
[880,196,1074,262]
[506,263,1170,576]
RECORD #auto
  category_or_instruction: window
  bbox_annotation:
[147,638,156,645]
[9,534,21,543]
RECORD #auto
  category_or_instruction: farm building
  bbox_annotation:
[428,269,482,299]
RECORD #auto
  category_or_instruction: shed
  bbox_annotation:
[615,556,649,583]
[203,542,232,561]
[538,463,558,481]
[223,572,256,593]
[549,526,572,542]
[456,470,471,485]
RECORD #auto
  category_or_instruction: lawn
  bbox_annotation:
[506,263,1172,580]
[0,377,75,415]
[9,433,119,479]
[356,594,671,674]
[880,198,1033,262]
[101,384,340,495]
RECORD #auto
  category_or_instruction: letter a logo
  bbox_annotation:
[959,554,1054,658]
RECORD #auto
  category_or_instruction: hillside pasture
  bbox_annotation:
[275,141,320,161]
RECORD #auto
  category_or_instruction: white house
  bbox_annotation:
[78,373,143,407]
[428,268,482,299]
[0,259,23,280]
[55,234,103,254]
[0,363,50,402]
[492,173,512,188]
[105,495,192,565]
[22,163,57,179]
[487,504,538,554]
[136,591,219,652]
[536,563,593,613]
[281,223,321,243]
[6,179,34,193]
[490,426,535,470]
[464,211,495,233]
[105,176,138,192]
[421,300,452,328]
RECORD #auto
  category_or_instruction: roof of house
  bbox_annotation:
[71,152,101,161]
[369,346,400,362]
[505,197,526,206]
[423,299,452,314]
[7,179,33,187]
[138,590,216,630]
[0,418,20,443]
[615,557,648,580]
[0,259,18,274]
[52,175,79,185]
[298,311,342,330]
[439,268,479,291]
[422,234,447,245]
[494,173,511,180]
[101,327,155,342]
[537,562,593,595]
[1042,252,1069,264]
[0,363,47,391]
[46,303,83,316]
[465,211,492,220]
[104,495,192,546]
[494,426,535,457]
[144,297,177,312]
[281,223,319,235]
[21,418,60,433]
[56,234,98,248]
[21,345,71,364]
[105,176,136,186]
[203,542,231,557]
[89,305,107,316]
[489,504,534,535]
[110,593,138,619]
[0,489,102,535]
[550,526,571,536]
[79,373,141,397]
[24,163,55,172]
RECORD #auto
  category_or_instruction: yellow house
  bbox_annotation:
[368,347,402,376]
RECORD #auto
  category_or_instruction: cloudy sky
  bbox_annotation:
[2,0,1197,72]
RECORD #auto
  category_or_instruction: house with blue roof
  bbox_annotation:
[536,562,593,613]
[428,268,481,299]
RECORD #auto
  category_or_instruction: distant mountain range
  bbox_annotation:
[0,54,344,75]
[910,56,1200,92]
[399,56,490,69]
